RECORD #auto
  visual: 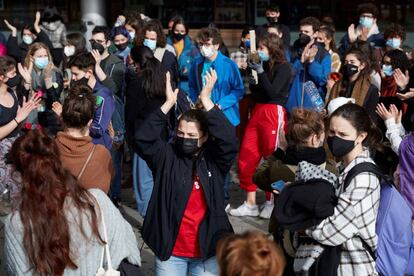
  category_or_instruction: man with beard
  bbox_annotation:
[256,5,291,48]
[286,17,331,113]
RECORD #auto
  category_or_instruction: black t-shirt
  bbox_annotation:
[0,88,19,138]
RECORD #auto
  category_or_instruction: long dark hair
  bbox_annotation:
[10,130,103,275]
[330,103,383,151]
[130,45,166,99]
[319,26,337,52]
[259,33,287,75]
[339,48,371,96]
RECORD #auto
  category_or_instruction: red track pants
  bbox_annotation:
[238,104,287,200]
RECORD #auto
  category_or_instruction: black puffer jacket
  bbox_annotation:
[135,106,238,261]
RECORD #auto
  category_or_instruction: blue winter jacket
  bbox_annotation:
[90,81,115,150]
[286,44,331,114]
[188,51,244,126]
[167,36,200,95]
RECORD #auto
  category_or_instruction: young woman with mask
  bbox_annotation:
[135,69,238,276]
[62,33,87,92]
[327,48,379,123]
[125,16,143,47]
[111,26,132,64]
[379,49,410,112]
[0,56,40,210]
[19,42,63,135]
[373,23,406,68]
[4,11,54,64]
[5,129,141,275]
[306,103,382,275]
[318,26,341,73]
[138,20,179,85]
[230,26,255,140]
[166,18,200,95]
[254,108,337,274]
[230,33,291,219]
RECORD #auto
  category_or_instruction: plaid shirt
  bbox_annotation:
[230,48,250,94]
[306,151,380,276]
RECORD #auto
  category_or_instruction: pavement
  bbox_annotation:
[0,163,270,276]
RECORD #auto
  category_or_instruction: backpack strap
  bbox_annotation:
[343,162,389,191]
[342,162,390,262]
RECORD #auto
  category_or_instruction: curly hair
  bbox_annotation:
[384,49,410,72]
[384,23,406,41]
[137,19,166,48]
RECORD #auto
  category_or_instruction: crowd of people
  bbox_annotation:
[0,2,413,276]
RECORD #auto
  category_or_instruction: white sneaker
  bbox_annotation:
[225,204,231,213]
[229,201,259,217]
[259,201,274,219]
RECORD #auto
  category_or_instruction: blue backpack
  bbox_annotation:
[344,162,414,276]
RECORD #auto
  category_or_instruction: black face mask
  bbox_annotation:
[327,136,356,157]
[91,41,105,55]
[173,33,185,42]
[299,33,311,46]
[115,42,129,51]
[266,16,278,24]
[71,77,89,88]
[175,137,200,156]
[343,64,359,78]
[5,75,21,88]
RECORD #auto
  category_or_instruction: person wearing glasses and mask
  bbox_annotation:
[338,3,384,56]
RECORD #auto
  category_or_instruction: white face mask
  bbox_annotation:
[22,35,33,45]
[200,45,215,59]
[64,46,75,57]
[128,31,135,41]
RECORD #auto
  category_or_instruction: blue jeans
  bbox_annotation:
[109,146,123,199]
[155,256,218,276]
[132,153,154,217]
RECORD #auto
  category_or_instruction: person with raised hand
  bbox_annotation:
[135,68,238,276]
[0,56,41,210]
[5,11,54,64]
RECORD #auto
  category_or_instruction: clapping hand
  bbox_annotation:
[199,68,217,111]
[394,69,410,90]
[4,19,17,37]
[15,94,41,123]
[376,103,402,124]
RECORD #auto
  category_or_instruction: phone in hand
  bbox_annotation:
[271,180,285,192]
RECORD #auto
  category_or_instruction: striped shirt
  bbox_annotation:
[306,150,380,276]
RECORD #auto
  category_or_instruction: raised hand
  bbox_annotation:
[18,63,32,86]
[34,11,41,34]
[91,49,102,65]
[15,95,41,123]
[348,24,358,43]
[165,72,178,105]
[4,20,17,37]
[389,104,402,124]
[199,68,217,111]
[394,69,410,90]
[301,39,315,64]
[200,68,217,100]
[376,103,399,122]
[52,102,63,117]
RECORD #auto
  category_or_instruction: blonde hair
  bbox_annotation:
[24,42,55,71]
[217,231,285,276]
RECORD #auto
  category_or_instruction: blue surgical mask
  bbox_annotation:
[22,35,33,45]
[245,39,251,49]
[34,57,49,70]
[143,39,156,51]
[382,64,394,77]
[386,38,401,49]
[258,50,270,62]
[359,16,374,28]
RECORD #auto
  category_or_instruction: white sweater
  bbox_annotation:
[4,189,141,275]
